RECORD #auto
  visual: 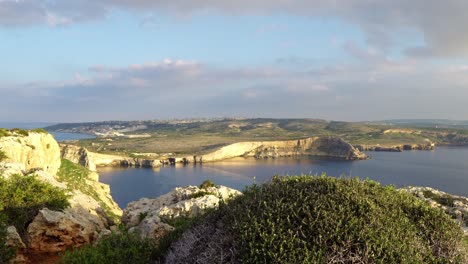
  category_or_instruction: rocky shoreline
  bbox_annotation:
[354,142,435,152]
[60,136,368,171]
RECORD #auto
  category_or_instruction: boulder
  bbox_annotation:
[6,226,26,249]
[27,208,104,253]
[122,185,241,239]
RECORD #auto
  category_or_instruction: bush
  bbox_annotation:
[59,229,159,264]
[0,174,70,235]
[0,128,10,138]
[168,175,466,263]
[10,128,29,137]
[30,128,48,134]
[189,191,216,199]
[0,150,7,162]
[199,179,215,189]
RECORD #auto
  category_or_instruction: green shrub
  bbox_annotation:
[30,128,48,134]
[10,128,29,136]
[138,212,148,222]
[189,190,216,199]
[0,150,7,162]
[169,175,466,263]
[0,128,10,138]
[59,229,159,264]
[199,179,215,189]
[0,174,70,235]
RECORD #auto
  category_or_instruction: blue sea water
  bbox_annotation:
[98,147,468,207]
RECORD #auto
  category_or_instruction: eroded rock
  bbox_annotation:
[122,185,241,239]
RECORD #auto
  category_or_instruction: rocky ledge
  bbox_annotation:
[122,184,241,240]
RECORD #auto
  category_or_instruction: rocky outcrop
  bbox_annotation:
[122,185,241,240]
[59,144,162,170]
[197,136,367,162]
[401,187,468,235]
[0,132,61,176]
[60,144,96,171]
[1,131,122,261]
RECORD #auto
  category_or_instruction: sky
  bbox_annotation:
[1,0,468,122]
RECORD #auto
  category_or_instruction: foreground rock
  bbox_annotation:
[402,186,468,235]
[122,185,241,240]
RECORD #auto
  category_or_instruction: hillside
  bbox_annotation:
[44,118,468,156]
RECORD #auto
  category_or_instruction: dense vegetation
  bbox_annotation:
[0,174,70,262]
[59,229,159,264]
[167,176,466,263]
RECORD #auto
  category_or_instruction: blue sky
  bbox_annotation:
[1,0,468,122]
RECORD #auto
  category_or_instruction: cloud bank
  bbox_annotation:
[2,0,468,57]
[2,55,468,122]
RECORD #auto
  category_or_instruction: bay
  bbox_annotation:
[99,146,468,207]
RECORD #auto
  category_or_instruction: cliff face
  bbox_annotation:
[61,144,97,171]
[0,132,61,175]
[0,132,122,261]
[200,136,367,162]
[60,144,162,170]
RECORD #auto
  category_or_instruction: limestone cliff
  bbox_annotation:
[199,136,367,162]
[0,131,60,175]
[59,144,161,170]
[61,144,97,171]
[0,131,122,261]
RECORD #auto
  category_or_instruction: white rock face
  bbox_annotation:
[122,185,241,239]
[60,144,97,171]
[0,132,61,175]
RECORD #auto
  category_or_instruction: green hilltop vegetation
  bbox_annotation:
[59,176,467,263]
[46,118,468,156]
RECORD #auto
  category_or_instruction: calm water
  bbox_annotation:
[99,147,468,207]
[0,122,94,141]
[51,132,95,141]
